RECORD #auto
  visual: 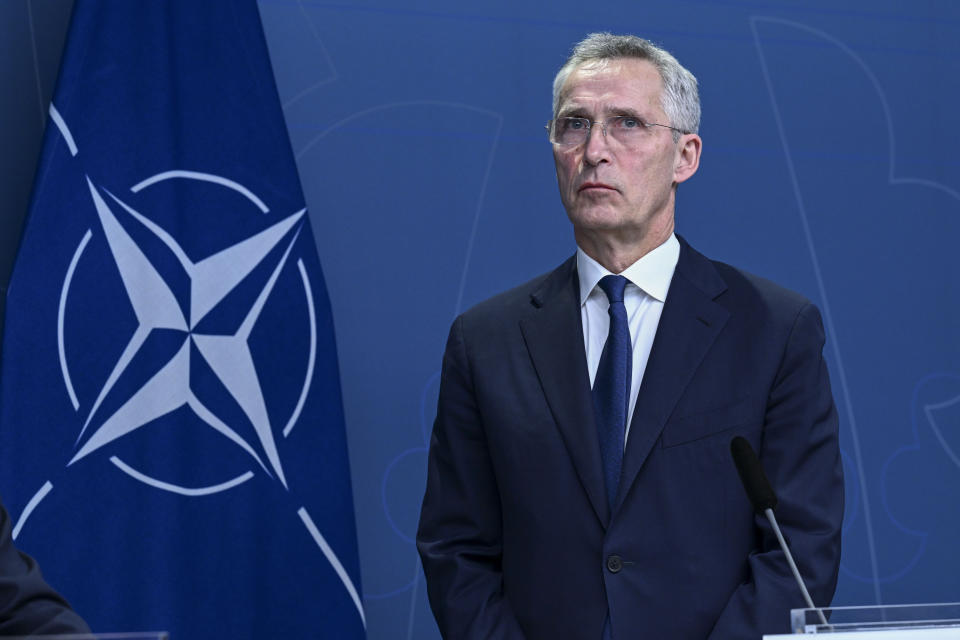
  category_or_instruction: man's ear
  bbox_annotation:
[674,133,702,185]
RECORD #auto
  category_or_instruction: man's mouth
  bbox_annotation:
[578,182,617,193]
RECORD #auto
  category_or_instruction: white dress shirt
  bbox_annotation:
[578,234,680,446]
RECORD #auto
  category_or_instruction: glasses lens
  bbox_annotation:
[553,118,588,145]
[607,116,645,144]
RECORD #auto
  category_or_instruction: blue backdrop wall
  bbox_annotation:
[2,1,959,638]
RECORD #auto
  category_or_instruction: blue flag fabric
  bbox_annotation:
[0,1,365,638]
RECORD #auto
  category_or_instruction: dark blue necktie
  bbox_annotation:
[592,275,632,510]
[593,275,631,640]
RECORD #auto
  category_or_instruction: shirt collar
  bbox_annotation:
[577,233,680,305]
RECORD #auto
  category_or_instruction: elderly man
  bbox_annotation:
[0,500,89,635]
[418,33,843,639]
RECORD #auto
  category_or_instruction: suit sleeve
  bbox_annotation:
[417,316,527,640]
[708,302,843,638]
[0,500,91,635]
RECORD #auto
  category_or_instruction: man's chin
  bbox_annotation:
[567,208,626,231]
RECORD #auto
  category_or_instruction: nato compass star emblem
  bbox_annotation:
[67,173,303,491]
[11,104,365,627]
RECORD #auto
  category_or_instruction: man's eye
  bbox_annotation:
[619,117,641,129]
[566,119,586,130]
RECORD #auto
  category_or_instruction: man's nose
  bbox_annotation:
[583,123,611,165]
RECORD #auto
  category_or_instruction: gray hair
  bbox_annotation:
[552,33,700,141]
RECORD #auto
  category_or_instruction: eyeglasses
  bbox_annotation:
[546,116,687,146]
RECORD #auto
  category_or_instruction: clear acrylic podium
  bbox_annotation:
[762,603,960,638]
[1,633,167,639]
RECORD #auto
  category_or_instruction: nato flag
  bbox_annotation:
[0,1,365,638]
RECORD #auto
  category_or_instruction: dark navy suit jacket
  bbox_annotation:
[0,500,89,635]
[417,238,843,639]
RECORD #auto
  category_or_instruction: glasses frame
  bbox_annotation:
[546,116,688,146]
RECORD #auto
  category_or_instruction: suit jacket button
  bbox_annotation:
[606,555,623,573]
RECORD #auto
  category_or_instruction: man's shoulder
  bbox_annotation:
[717,261,809,307]
[677,237,815,323]
[459,256,576,326]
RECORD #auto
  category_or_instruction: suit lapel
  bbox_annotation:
[614,239,730,513]
[519,258,610,527]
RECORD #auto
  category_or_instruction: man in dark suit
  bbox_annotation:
[0,500,89,635]
[417,33,843,639]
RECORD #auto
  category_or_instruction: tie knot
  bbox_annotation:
[598,275,629,304]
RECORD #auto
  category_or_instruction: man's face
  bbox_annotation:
[552,58,698,249]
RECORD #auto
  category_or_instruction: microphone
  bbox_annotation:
[730,436,829,629]
[730,436,777,512]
